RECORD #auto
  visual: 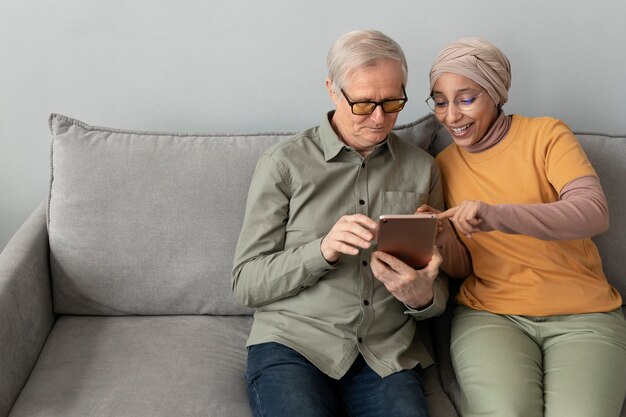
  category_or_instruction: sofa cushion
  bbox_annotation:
[47,114,437,315]
[7,314,458,417]
[577,133,626,300]
[7,316,254,417]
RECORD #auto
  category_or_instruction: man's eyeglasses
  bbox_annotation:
[341,86,408,116]
[425,90,486,114]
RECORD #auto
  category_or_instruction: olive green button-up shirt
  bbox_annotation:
[232,113,448,379]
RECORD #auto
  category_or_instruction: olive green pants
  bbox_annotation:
[451,305,626,417]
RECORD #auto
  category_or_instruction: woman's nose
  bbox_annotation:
[445,102,463,122]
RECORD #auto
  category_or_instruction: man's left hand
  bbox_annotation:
[370,247,442,309]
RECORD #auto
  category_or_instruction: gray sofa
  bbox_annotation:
[1,113,624,417]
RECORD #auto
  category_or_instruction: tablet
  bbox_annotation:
[376,214,437,269]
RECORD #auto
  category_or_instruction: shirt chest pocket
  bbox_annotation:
[382,191,425,215]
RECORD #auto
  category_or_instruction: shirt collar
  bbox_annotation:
[319,111,397,161]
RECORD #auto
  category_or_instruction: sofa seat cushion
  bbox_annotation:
[7,315,459,417]
[8,315,253,417]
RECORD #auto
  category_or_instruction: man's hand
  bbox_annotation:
[370,246,442,309]
[320,214,378,263]
[437,200,487,238]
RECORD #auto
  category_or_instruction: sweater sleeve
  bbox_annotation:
[425,160,472,278]
[477,175,608,240]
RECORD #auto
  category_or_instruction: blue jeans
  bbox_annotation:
[245,342,429,417]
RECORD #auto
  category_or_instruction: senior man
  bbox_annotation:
[233,29,469,417]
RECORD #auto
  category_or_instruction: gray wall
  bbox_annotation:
[1,0,625,251]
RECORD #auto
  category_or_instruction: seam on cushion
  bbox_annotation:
[574,131,626,138]
[48,114,626,139]
[50,113,445,140]
[47,115,55,229]
[49,113,299,139]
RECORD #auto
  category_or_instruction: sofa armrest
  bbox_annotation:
[0,202,55,416]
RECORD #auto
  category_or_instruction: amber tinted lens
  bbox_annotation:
[351,102,377,115]
[382,99,406,113]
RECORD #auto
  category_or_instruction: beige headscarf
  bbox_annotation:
[429,37,511,107]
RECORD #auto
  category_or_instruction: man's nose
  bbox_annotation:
[369,105,386,122]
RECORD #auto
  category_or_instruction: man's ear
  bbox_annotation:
[326,79,339,104]
[325,78,335,98]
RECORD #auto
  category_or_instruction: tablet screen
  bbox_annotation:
[376,214,437,269]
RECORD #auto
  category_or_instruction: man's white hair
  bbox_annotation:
[327,29,408,94]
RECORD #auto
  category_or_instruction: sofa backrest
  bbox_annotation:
[47,114,438,315]
[47,113,624,316]
[575,132,626,300]
[431,122,626,303]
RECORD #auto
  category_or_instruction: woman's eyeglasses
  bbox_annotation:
[426,90,486,114]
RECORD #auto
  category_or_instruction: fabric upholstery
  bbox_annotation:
[8,315,458,417]
[0,203,55,417]
[8,316,253,417]
[48,115,285,315]
[46,114,437,316]
[576,133,626,299]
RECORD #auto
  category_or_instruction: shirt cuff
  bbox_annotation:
[404,286,446,320]
[301,237,337,278]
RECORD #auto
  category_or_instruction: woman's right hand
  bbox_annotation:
[437,200,488,238]
[417,204,455,247]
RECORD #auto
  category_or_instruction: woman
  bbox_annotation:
[428,37,626,417]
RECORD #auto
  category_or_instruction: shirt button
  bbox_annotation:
[361,162,365,168]
[362,260,368,267]
[359,199,365,205]
[358,337,363,343]
[363,299,370,306]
